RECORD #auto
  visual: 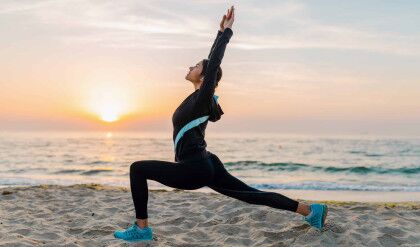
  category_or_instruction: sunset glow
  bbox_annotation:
[0,1,419,134]
[85,82,136,123]
[101,112,119,123]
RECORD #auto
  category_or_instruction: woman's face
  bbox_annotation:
[185,60,204,83]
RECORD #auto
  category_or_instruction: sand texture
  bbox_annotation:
[0,184,419,247]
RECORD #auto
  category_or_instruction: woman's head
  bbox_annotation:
[185,59,222,88]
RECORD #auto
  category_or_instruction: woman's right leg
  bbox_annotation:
[207,153,304,214]
[130,158,214,223]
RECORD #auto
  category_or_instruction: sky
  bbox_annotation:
[0,0,419,135]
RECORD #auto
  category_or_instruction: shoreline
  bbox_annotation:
[2,183,419,203]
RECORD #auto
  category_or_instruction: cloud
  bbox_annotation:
[231,1,420,55]
[0,0,59,13]
[0,0,419,55]
[233,24,420,56]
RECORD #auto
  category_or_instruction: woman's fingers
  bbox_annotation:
[228,6,234,19]
[222,5,235,29]
[220,14,226,30]
[220,14,226,23]
[231,7,235,20]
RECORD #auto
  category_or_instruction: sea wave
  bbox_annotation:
[54,168,114,175]
[250,182,420,192]
[224,161,420,175]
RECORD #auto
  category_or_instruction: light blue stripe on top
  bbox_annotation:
[174,95,219,151]
[213,94,219,103]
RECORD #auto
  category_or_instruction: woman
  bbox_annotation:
[114,6,327,242]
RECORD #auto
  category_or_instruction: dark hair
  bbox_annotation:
[201,59,222,87]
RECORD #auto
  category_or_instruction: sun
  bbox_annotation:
[101,112,119,123]
[84,82,136,123]
[92,96,126,123]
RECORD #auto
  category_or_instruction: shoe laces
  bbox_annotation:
[125,224,146,238]
[304,204,323,228]
[305,213,318,225]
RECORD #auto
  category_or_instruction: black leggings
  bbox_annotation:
[130,151,299,219]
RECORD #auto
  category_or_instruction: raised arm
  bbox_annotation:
[197,6,235,106]
[207,12,228,59]
[197,28,233,104]
[207,30,223,59]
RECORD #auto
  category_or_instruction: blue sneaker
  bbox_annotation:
[304,204,328,230]
[114,221,153,242]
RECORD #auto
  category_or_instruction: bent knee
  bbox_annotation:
[130,160,148,174]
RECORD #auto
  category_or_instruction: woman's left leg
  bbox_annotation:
[114,157,215,241]
[130,158,214,221]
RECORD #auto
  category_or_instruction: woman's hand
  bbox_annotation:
[223,6,235,30]
[219,14,226,32]
[219,6,235,31]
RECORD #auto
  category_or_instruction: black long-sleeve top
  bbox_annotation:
[172,28,233,162]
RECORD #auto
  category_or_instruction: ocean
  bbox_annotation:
[1,131,419,200]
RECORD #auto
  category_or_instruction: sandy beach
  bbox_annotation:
[0,184,419,247]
